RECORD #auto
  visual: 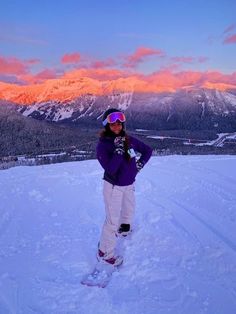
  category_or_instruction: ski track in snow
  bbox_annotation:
[0,156,236,314]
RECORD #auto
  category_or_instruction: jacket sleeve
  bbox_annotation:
[96,141,124,175]
[132,136,152,166]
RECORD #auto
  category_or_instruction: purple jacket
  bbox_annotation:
[96,135,152,186]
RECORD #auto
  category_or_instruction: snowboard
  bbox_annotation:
[81,261,122,288]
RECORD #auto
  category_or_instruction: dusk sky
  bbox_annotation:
[1,0,236,86]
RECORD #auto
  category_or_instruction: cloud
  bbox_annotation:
[90,58,116,69]
[1,69,236,104]
[0,55,29,75]
[63,68,236,92]
[202,71,236,84]
[63,67,131,81]
[223,34,236,44]
[0,55,42,77]
[141,70,236,92]
[61,55,116,69]
[61,52,81,64]
[223,24,236,34]
[0,49,235,94]
[123,46,165,68]
[222,24,236,44]
[179,70,236,87]
[207,24,236,46]
[21,69,58,84]
[144,70,203,90]
[0,54,60,85]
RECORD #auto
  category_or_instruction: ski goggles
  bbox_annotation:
[102,112,126,126]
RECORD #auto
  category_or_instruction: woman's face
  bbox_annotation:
[109,121,123,135]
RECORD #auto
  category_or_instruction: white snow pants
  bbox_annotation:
[99,180,135,259]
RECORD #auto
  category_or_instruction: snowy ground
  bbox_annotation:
[0,155,236,314]
[147,132,236,147]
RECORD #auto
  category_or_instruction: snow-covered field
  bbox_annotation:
[0,156,236,314]
[147,132,236,147]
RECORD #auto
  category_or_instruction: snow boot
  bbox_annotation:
[97,249,123,267]
[117,223,132,237]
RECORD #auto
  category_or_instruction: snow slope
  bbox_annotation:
[0,156,236,314]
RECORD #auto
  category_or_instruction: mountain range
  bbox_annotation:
[0,77,236,132]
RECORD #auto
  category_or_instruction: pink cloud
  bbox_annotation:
[175,71,204,87]
[63,67,131,81]
[54,69,236,92]
[91,58,116,69]
[0,55,42,77]
[62,68,136,81]
[202,71,236,84]
[223,33,236,44]
[20,69,58,84]
[61,53,81,64]
[33,69,57,80]
[143,70,236,91]
[222,24,236,44]
[146,70,180,88]
[124,46,165,68]
[0,55,29,75]
[1,69,236,104]
[1,50,235,94]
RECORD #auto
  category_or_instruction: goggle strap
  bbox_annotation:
[102,119,108,126]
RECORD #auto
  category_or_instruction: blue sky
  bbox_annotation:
[0,0,236,84]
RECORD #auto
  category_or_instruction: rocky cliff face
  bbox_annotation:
[14,88,236,132]
[1,75,236,132]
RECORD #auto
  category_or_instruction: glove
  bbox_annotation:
[114,136,126,155]
[136,160,144,172]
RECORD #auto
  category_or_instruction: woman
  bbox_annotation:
[96,108,152,266]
